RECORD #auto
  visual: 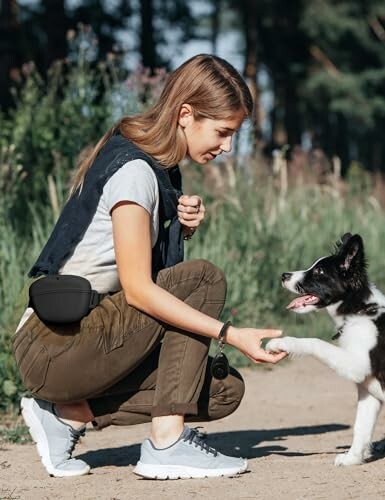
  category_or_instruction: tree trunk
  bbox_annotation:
[284,77,302,146]
[210,0,221,54]
[41,0,68,72]
[0,0,20,110]
[139,0,157,70]
[240,0,261,154]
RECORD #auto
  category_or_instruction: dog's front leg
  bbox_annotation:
[335,384,382,466]
[266,337,370,383]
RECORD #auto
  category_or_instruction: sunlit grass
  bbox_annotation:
[2,162,385,404]
[185,168,385,365]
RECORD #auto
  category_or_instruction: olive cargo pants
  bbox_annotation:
[13,260,244,428]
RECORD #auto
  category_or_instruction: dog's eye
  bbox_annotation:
[313,267,324,275]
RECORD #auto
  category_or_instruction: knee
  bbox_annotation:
[209,368,245,420]
[157,259,226,291]
[193,259,227,293]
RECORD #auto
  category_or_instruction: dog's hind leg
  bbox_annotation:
[334,384,382,466]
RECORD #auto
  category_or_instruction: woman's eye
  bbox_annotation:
[217,130,227,138]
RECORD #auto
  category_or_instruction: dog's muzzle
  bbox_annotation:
[282,272,292,283]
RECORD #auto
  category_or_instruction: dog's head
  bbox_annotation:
[282,233,369,313]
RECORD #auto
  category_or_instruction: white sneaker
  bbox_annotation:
[134,426,247,479]
[21,397,90,477]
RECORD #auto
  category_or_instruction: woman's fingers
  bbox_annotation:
[244,350,287,365]
[178,211,205,222]
[178,194,202,207]
[178,195,205,228]
[178,208,204,218]
[229,327,287,365]
[254,350,288,364]
[260,329,283,339]
[178,203,201,213]
[178,203,205,215]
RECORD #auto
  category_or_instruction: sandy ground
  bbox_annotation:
[2,357,385,500]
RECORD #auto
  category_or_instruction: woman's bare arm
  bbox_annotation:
[112,202,286,364]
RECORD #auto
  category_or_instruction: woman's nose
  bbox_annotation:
[220,136,232,153]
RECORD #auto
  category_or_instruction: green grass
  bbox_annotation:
[185,168,385,365]
[0,412,31,445]
[2,52,385,419]
[0,424,31,445]
[1,161,385,409]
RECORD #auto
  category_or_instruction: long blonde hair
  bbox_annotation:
[70,54,253,195]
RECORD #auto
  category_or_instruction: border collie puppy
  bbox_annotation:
[266,233,385,466]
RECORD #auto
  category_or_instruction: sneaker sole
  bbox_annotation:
[21,397,90,478]
[133,460,248,480]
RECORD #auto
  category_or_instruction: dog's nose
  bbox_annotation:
[282,272,292,282]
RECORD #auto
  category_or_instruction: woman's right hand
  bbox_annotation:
[227,327,288,364]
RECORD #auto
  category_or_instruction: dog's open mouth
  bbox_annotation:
[287,295,320,310]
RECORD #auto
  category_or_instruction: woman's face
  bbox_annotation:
[178,105,245,164]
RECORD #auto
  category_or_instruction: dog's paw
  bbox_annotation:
[363,445,373,460]
[334,452,363,466]
[266,337,295,354]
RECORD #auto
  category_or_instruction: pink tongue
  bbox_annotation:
[287,295,319,310]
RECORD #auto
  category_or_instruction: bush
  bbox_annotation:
[0,51,168,412]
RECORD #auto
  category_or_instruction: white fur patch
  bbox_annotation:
[283,256,328,294]
[278,259,385,466]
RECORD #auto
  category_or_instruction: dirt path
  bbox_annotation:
[2,358,385,500]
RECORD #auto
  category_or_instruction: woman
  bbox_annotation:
[13,54,286,480]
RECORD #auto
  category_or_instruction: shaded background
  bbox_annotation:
[2,0,385,173]
[2,0,385,412]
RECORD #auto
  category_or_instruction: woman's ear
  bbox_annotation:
[178,104,193,128]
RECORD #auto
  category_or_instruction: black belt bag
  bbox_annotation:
[28,274,107,324]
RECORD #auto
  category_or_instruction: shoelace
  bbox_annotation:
[68,427,86,456]
[183,427,218,456]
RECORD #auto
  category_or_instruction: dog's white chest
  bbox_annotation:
[338,316,378,354]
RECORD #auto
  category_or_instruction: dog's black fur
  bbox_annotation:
[267,233,385,465]
[283,233,371,314]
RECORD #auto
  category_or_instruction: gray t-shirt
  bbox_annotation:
[60,159,159,293]
[16,159,159,331]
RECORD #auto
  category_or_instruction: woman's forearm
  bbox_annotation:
[124,282,225,340]
[124,282,286,364]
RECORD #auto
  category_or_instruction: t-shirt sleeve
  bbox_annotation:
[103,159,158,215]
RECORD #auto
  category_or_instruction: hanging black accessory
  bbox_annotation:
[211,321,231,380]
[29,275,107,324]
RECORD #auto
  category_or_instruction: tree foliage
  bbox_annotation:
[1,0,385,171]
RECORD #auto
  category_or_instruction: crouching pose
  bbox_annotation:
[13,54,286,480]
[267,233,385,466]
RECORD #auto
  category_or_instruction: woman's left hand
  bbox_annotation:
[178,195,205,234]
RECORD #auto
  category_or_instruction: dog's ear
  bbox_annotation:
[335,233,353,251]
[340,233,353,245]
[338,234,364,272]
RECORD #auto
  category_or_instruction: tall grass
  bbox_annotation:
[0,189,54,410]
[2,156,385,409]
[2,47,385,410]
[184,164,385,365]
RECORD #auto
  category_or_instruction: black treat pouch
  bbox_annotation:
[29,275,101,324]
[210,352,230,380]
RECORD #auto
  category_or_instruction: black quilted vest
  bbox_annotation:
[29,133,184,279]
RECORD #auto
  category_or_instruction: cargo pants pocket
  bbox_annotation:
[23,345,50,394]
[15,331,51,395]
